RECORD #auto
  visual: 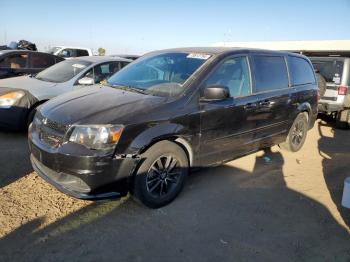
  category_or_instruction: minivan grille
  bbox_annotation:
[43,118,70,133]
[36,113,69,148]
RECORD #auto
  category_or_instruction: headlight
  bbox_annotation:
[68,125,124,150]
[0,91,25,108]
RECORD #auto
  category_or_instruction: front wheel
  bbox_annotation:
[279,112,308,152]
[131,141,189,208]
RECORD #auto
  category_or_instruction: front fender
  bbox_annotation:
[127,122,182,154]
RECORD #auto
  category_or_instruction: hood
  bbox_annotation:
[0,76,57,98]
[41,85,166,125]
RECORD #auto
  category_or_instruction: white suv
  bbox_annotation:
[48,46,93,58]
[311,57,350,128]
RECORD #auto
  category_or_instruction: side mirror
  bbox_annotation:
[78,77,94,85]
[202,85,230,101]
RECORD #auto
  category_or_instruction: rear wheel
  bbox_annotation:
[279,112,308,152]
[335,110,350,129]
[132,141,189,208]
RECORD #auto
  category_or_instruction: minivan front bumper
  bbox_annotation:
[29,132,140,200]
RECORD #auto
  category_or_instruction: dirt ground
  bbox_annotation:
[0,118,349,261]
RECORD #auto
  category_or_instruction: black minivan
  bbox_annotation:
[28,47,318,208]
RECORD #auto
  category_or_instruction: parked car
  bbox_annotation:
[0,50,64,79]
[0,56,131,130]
[28,47,318,208]
[310,57,350,128]
[48,46,93,58]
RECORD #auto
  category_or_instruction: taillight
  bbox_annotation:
[338,86,348,95]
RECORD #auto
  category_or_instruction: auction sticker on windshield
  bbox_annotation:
[187,53,211,60]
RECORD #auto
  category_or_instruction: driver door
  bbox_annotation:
[199,55,260,166]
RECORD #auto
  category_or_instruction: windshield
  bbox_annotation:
[107,52,210,97]
[35,60,92,83]
[48,47,61,54]
[312,59,344,84]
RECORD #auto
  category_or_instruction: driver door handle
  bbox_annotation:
[259,100,272,107]
[244,102,257,110]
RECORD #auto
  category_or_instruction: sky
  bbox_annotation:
[1,0,350,55]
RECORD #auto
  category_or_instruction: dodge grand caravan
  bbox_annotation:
[28,48,318,208]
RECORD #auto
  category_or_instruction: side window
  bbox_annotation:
[288,56,315,86]
[76,49,89,57]
[204,56,251,97]
[252,55,289,92]
[59,49,76,58]
[79,62,122,84]
[31,53,55,69]
[0,53,28,69]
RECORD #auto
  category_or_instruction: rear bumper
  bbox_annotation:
[318,102,344,113]
[29,136,140,200]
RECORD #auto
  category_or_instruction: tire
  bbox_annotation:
[316,73,327,97]
[335,110,350,129]
[131,141,189,208]
[279,112,308,152]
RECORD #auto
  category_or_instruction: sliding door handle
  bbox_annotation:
[259,100,274,107]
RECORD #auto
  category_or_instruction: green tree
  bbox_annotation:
[98,47,106,56]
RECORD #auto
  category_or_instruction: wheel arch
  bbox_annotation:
[125,123,195,167]
[296,102,312,128]
[297,102,311,120]
[137,136,193,167]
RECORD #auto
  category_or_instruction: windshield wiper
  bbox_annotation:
[35,76,57,83]
[111,84,147,94]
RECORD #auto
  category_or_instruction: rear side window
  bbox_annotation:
[288,56,315,86]
[252,55,289,92]
[0,53,28,69]
[312,59,344,84]
[58,49,76,58]
[31,53,56,68]
[77,49,89,56]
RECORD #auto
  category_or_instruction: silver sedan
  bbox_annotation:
[0,56,131,130]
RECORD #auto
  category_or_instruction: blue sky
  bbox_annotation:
[1,0,349,54]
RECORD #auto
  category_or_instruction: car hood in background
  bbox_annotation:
[41,85,166,125]
[0,76,57,98]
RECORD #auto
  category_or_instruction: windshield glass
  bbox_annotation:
[107,52,210,97]
[35,60,92,83]
[312,59,344,84]
[48,47,61,54]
